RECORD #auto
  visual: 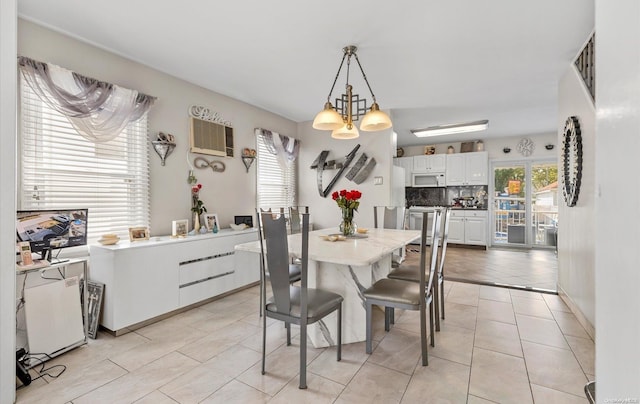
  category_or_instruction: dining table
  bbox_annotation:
[234,227,421,348]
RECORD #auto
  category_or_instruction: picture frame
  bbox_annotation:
[234,215,253,228]
[172,219,188,237]
[86,281,104,339]
[460,141,475,153]
[204,213,219,231]
[129,226,150,241]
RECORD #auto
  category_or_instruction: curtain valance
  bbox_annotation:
[255,128,300,169]
[18,56,156,143]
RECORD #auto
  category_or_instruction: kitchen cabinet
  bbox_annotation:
[445,151,488,186]
[413,154,446,173]
[393,156,413,186]
[448,210,487,246]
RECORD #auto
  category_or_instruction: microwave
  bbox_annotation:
[411,172,446,187]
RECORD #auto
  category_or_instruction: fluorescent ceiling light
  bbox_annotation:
[411,120,489,137]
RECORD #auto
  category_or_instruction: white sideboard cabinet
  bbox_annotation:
[89,229,259,334]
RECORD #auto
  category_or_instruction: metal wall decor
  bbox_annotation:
[194,157,226,173]
[575,33,595,101]
[151,132,176,166]
[310,144,377,197]
[562,116,583,207]
[189,105,232,126]
[517,138,535,157]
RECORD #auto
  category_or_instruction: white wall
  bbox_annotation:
[297,121,396,230]
[595,0,640,399]
[18,19,297,236]
[0,0,17,401]
[557,66,596,330]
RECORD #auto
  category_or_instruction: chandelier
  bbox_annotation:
[312,45,392,139]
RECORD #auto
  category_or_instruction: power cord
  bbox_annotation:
[22,352,67,382]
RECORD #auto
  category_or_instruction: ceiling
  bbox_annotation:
[18,1,594,147]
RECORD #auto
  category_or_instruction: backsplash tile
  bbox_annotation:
[405,185,488,208]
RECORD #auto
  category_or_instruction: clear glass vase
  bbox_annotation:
[339,207,357,236]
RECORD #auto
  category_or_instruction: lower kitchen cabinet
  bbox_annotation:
[448,210,487,246]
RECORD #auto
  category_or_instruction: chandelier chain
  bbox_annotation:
[353,53,377,104]
[326,52,348,103]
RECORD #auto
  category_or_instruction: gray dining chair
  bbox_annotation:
[289,206,309,234]
[363,209,441,366]
[259,212,343,389]
[387,207,451,331]
[373,206,407,267]
[256,209,302,317]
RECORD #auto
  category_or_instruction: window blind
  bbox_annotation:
[256,133,297,209]
[19,78,150,245]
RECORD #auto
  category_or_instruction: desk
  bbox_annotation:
[16,258,88,367]
[235,228,421,347]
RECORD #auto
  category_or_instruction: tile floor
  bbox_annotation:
[16,281,593,403]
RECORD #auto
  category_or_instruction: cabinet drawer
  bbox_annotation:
[179,252,235,286]
[465,210,487,218]
[450,210,466,218]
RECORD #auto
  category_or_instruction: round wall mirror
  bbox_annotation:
[562,116,583,207]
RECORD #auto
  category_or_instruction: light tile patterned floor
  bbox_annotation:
[16,281,593,403]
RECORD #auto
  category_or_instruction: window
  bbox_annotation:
[256,133,297,209]
[19,78,150,244]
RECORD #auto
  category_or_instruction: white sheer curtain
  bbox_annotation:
[18,56,155,143]
[255,128,300,170]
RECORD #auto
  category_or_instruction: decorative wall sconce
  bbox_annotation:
[241,148,257,173]
[151,132,176,166]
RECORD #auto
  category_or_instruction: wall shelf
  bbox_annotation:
[241,156,256,173]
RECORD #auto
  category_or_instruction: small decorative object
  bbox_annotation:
[424,145,435,155]
[230,223,248,231]
[332,189,362,236]
[204,213,219,233]
[447,145,455,154]
[172,219,188,237]
[98,234,120,245]
[191,183,207,232]
[503,147,511,154]
[476,140,484,151]
[460,142,475,153]
[151,132,176,166]
[545,144,555,150]
[562,116,583,207]
[517,137,535,157]
[241,148,257,173]
[187,170,197,185]
[129,226,150,241]
[194,157,226,173]
[396,147,404,157]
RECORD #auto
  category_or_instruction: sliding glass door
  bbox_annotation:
[491,160,557,248]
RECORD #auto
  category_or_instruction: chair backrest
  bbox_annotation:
[419,209,441,295]
[373,206,406,230]
[289,206,309,234]
[260,211,310,315]
[437,208,451,277]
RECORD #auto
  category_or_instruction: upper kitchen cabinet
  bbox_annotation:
[446,151,488,186]
[413,154,446,173]
[393,156,413,186]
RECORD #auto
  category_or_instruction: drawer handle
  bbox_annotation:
[179,270,235,288]
[179,251,234,266]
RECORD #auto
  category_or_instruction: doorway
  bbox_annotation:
[491,160,558,248]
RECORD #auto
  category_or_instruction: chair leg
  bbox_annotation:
[286,322,291,346]
[337,304,342,361]
[384,307,391,332]
[440,280,445,320]
[433,284,441,332]
[420,301,428,366]
[390,307,395,324]
[299,322,307,389]
[429,299,435,348]
[366,302,373,354]
[261,309,267,375]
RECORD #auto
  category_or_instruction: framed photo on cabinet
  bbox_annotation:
[172,219,188,238]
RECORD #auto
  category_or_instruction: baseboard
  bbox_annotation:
[557,284,595,341]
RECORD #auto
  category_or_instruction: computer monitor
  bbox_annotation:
[16,209,88,262]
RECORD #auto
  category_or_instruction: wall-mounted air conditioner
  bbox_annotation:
[189,117,234,157]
